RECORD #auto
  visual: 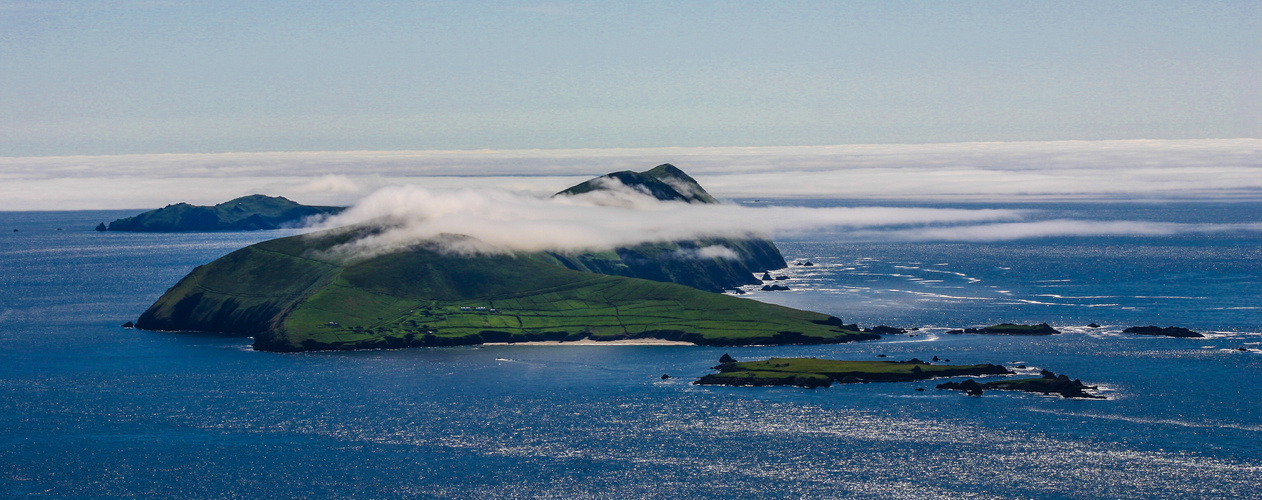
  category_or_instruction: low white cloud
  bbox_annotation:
[290,174,364,195]
[668,246,740,261]
[311,183,1026,259]
[2,139,1259,210]
[846,220,1262,242]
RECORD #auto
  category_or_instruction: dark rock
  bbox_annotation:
[1239,347,1250,352]
[1087,323,1101,328]
[121,321,135,328]
[932,356,940,361]
[953,323,1060,335]
[760,284,790,291]
[1122,325,1203,338]
[968,388,984,396]
[876,354,887,358]
[914,387,926,392]
[661,374,671,379]
[719,353,737,363]
[95,223,108,232]
[761,272,772,281]
[1016,364,1026,369]
[796,261,814,266]
[868,325,907,335]
[773,275,789,280]
[946,329,964,334]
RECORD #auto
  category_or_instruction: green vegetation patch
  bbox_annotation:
[695,357,1011,388]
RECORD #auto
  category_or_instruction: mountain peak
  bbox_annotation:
[554,164,718,204]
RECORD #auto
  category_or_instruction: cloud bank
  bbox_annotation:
[846,220,1262,242]
[313,184,1026,258]
[1,139,1260,210]
[311,175,1262,258]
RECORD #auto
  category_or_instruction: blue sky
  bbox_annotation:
[2,0,1257,156]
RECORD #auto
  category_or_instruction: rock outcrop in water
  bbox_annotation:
[1123,325,1204,338]
[937,369,1104,399]
[947,323,1059,335]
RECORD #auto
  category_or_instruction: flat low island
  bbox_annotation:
[694,357,1011,388]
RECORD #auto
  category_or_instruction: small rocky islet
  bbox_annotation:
[947,323,1060,335]
[937,369,1105,399]
[1122,325,1203,338]
[693,356,1011,389]
[694,356,1104,399]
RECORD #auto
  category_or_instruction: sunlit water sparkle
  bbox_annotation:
[1,204,1260,499]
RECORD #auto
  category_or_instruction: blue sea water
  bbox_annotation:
[1,204,1260,499]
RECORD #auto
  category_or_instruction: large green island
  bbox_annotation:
[136,166,877,351]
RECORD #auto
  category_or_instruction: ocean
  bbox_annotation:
[1,202,1260,499]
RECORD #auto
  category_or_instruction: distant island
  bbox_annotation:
[97,194,344,232]
[136,166,876,352]
[693,356,1011,388]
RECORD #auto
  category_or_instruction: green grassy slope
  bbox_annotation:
[106,194,344,231]
[138,229,875,352]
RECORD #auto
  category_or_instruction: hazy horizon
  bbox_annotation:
[3,1,1257,157]
[2,138,1259,211]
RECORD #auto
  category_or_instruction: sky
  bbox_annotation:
[2,0,1258,157]
[0,1,1259,212]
